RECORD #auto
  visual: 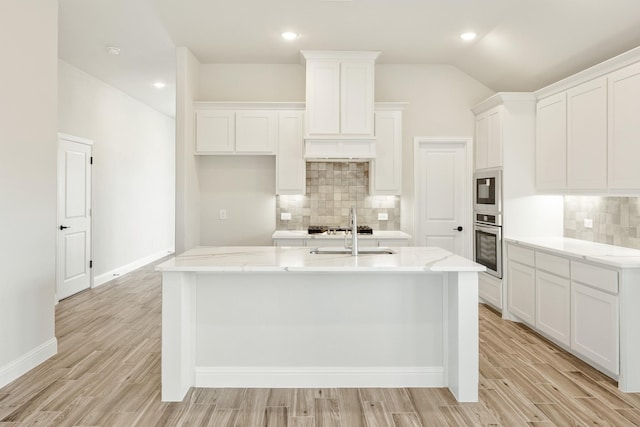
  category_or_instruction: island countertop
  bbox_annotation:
[156,246,485,273]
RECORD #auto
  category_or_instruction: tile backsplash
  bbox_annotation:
[276,162,400,230]
[564,196,640,249]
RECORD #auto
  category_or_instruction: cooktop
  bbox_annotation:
[308,225,373,235]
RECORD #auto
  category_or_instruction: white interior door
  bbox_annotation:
[414,138,471,258]
[57,134,92,300]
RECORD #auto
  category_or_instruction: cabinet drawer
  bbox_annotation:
[571,261,618,294]
[508,244,535,267]
[535,252,570,278]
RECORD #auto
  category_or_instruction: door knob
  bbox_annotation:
[453,226,463,232]
[59,225,70,230]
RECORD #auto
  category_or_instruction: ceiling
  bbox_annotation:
[58,0,640,118]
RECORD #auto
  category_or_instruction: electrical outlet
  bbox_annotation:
[378,212,389,221]
[584,218,593,229]
[281,212,292,221]
[219,209,227,220]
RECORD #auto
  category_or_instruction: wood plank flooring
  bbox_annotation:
[2,258,640,426]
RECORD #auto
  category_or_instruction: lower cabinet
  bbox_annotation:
[506,241,620,378]
[507,260,536,326]
[535,270,571,346]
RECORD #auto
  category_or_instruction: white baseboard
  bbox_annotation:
[0,338,58,389]
[195,366,444,388]
[94,248,174,287]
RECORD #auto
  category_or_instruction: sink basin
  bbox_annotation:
[309,247,396,255]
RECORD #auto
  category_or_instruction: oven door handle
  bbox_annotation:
[474,224,502,238]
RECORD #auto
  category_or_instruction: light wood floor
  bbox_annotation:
[2,259,640,426]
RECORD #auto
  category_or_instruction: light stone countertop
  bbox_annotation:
[272,230,411,240]
[156,246,484,273]
[505,236,640,269]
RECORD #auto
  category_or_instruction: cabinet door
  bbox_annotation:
[475,112,488,170]
[340,61,375,136]
[276,111,305,195]
[195,110,235,153]
[571,282,619,374]
[567,77,607,189]
[507,261,536,326]
[536,93,567,190]
[306,60,340,136]
[370,111,402,195]
[608,61,640,189]
[235,110,276,153]
[536,270,570,346]
[486,106,502,168]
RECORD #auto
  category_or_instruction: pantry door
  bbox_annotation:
[414,138,472,258]
[57,133,93,300]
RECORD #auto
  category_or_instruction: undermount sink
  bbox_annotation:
[309,247,396,255]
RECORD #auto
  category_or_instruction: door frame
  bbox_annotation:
[413,137,473,258]
[57,133,93,302]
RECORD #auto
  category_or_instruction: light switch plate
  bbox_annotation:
[281,212,292,221]
[584,218,593,228]
[219,209,227,220]
[378,212,389,221]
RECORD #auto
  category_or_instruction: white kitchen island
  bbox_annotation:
[156,246,484,403]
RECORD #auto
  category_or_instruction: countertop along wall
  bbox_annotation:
[180,59,493,247]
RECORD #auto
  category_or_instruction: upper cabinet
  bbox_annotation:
[536,93,567,190]
[566,77,607,189]
[276,110,305,195]
[370,107,404,195]
[194,103,297,155]
[302,51,380,139]
[474,105,502,170]
[608,61,640,189]
[535,54,640,192]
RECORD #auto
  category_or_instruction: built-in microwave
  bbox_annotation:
[474,169,502,214]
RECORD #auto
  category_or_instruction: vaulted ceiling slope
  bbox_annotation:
[58,0,640,117]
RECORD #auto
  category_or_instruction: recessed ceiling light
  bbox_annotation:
[460,32,477,41]
[281,32,299,41]
[106,46,121,55]
[153,81,166,89]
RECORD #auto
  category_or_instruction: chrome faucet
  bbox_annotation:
[344,206,358,256]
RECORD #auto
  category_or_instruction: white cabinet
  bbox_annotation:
[506,244,536,326]
[195,110,235,153]
[302,51,380,139]
[276,111,305,195]
[370,110,402,195]
[474,106,502,170]
[567,77,608,189]
[536,93,567,190]
[571,261,619,375]
[536,60,640,192]
[534,251,571,347]
[235,110,276,153]
[608,61,640,189]
[195,108,276,155]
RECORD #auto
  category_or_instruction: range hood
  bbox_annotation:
[303,138,376,160]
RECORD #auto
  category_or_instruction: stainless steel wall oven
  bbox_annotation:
[474,213,502,278]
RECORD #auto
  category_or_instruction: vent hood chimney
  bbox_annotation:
[301,50,380,159]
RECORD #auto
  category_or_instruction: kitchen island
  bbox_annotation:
[156,246,484,402]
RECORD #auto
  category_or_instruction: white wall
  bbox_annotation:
[0,0,58,387]
[375,65,494,241]
[58,61,175,283]
[198,156,276,246]
[175,47,201,253]
[188,63,492,244]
